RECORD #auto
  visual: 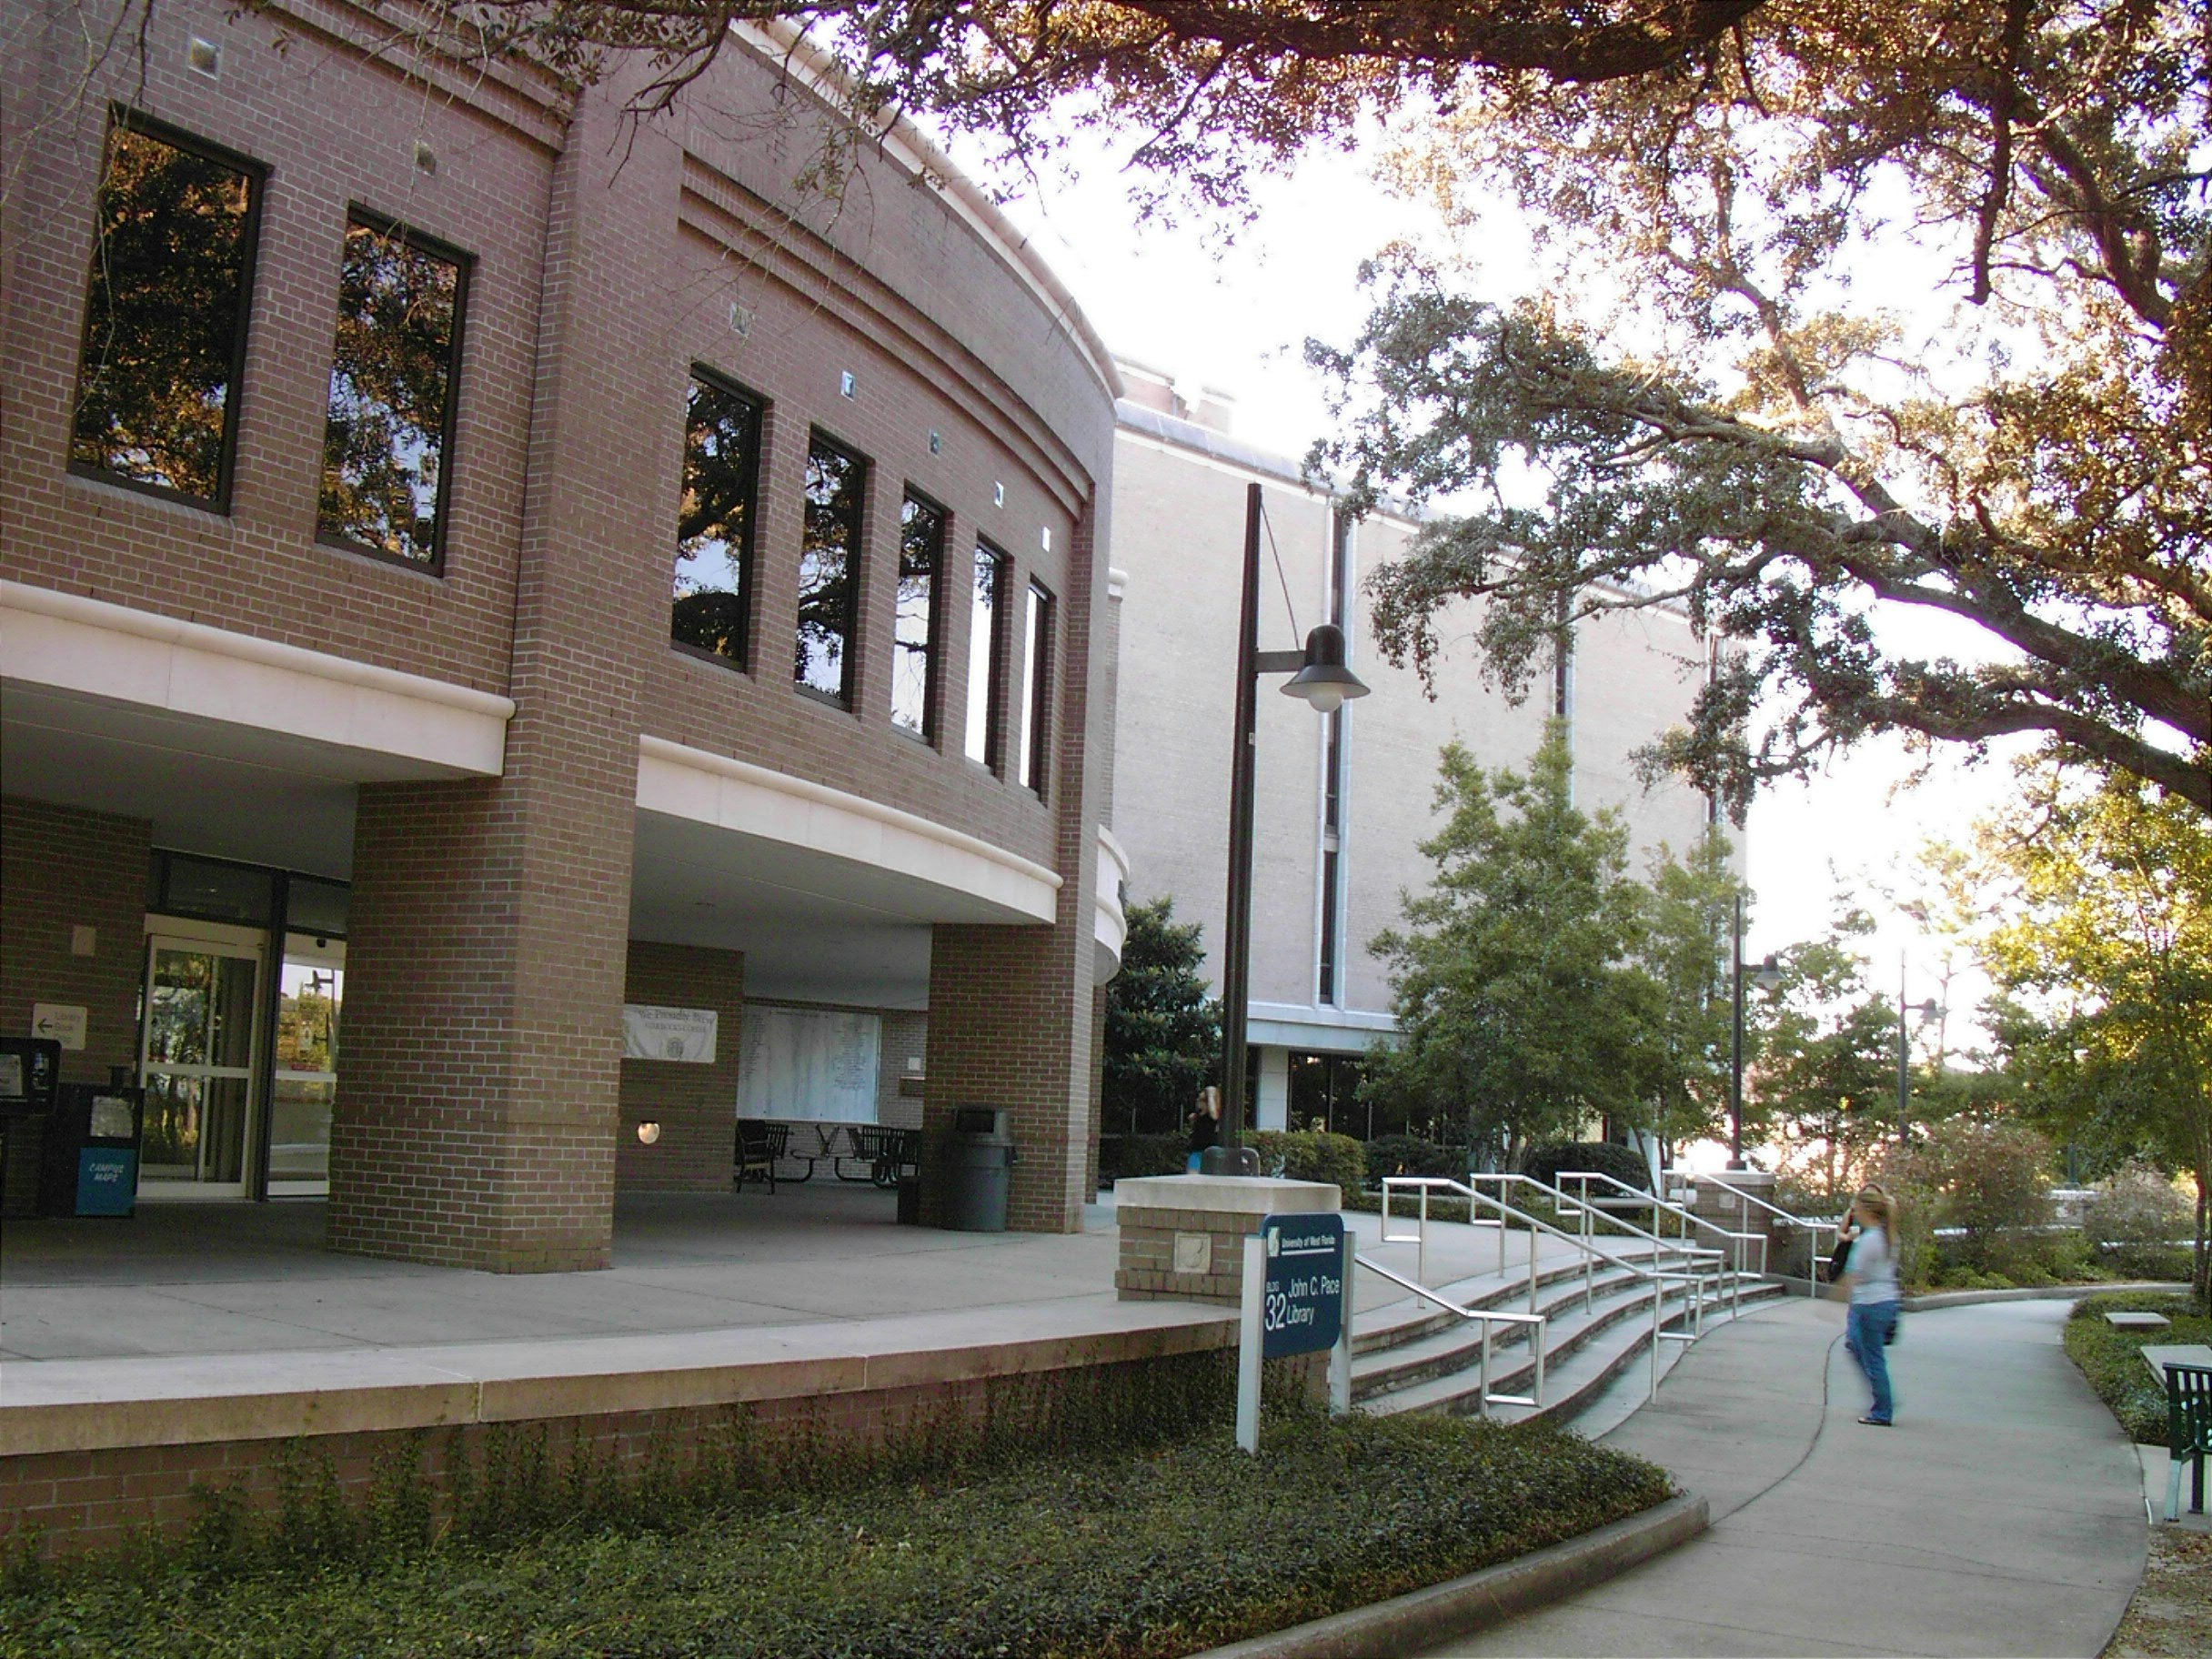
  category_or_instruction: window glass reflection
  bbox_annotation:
[675,373,762,665]
[893,494,943,739]
[797,434,865,705]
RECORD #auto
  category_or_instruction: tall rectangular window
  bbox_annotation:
[797,433,866,706]
[674,370,763,668]
[965,542,1009,769]
[318,213,469,568]
[892,491,945,740]
[70,109,264,510]
[1021,579,1053,795]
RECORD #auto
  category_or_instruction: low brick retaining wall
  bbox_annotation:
[1,1314,1236,1558]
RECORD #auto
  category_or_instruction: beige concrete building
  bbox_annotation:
[1108,363,1720,1137]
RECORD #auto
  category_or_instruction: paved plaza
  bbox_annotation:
[1428,1296,2151,1658]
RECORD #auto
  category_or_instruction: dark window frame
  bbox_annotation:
[967,539,1011,775]
[795,428,869,709]
[673,364,767,673]
[1021,577,1054,798]
[892,488,948,744]
[67,105,267,515]
[315,205,473,576]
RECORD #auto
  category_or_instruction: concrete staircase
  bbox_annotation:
[1349,1237,1792,1429]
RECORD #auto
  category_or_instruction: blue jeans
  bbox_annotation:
[1845,1300,1900,1422]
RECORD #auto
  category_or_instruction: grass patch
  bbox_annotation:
[2063,1292,2212,1445]
[1,1413,1671,1658]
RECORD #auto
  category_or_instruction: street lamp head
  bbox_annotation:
[1750,953,1785,992]
[1280,623,1371,715]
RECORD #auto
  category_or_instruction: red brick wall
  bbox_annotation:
[4,6,1120,1259]
[0,1341,1234,1560]
[617,941,745,1191]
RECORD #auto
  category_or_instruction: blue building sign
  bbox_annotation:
[1260,1212,1346,1358]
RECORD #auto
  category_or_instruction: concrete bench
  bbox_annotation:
[2106,1311,2171,1331]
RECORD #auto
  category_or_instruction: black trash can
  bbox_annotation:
[942,1106,1015,1232]
[0,1038,62,1221]
[39,1081,144,1218]
[896,1171,920,1226]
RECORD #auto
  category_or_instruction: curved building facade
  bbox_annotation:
[1,5,1122,1267]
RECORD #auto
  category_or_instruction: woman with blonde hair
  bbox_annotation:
[1839,1182,1903,1424]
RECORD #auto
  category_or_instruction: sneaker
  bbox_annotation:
[1858,1414,1892,1426]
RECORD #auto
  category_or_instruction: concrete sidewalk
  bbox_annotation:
[1428,1297,2148,1657]
[0,1186,1611,1364]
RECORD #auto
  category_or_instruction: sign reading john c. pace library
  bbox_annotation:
[1260,1212,1346,1359]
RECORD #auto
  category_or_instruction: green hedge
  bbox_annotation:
[2062,1292,2212,1445]
[1522,1141,1652,1195]
[1250,1130,1368,1194]
[1365,1136,1467,1188]
[3,1413,1673,1659]
[1100,1133,1188,1185]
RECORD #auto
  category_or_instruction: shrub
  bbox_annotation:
[1098,1132,1186,1184]
[1522,1141,1651,1195]
[2086,1163,2195,1278]
[1365,1135,1466,1188]
[2065,1292,2212,1444]
[0,1415,1674,1658]
[1251,1130,1368,1195]
[1927,1119,2056,1272]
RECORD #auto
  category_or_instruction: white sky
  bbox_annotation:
[975,131,2028,1046]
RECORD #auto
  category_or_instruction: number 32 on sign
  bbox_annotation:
[1237,1212,1352,1453]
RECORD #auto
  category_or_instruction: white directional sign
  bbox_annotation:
[31,1003,87,1051]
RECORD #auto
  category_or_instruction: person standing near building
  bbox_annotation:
[1840,1184,1903,1424]
[1186,1086,1222,1173]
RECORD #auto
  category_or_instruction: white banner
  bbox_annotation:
[738,1007,880,1122]
[622,1005,718,1064]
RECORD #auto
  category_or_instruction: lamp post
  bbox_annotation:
[1728,893,1782,1170]
[1217,481,1371,1159]
[1896,951,1939,1142]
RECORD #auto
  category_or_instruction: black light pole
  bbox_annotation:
[1729,894,1747,1171]
[1218,481,1370,1156]
[1728,893,1779,1171]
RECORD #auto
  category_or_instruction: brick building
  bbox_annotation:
[1109,364,1724,1145]
[0,5,1126,1265]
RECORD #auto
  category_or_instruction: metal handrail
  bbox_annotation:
[1557,1169,1765,1316]
[1381,1176,1712,1401]
[1693,1176,1842,1299]
[1354,1252,1546,1412]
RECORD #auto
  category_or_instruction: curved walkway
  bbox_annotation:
[1428,1296,2147,1657]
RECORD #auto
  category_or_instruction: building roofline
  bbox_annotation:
[740,22,1123,407]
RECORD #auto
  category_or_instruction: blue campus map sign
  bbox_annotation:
[1259,1212,1346,1358]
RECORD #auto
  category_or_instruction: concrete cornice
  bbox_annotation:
[637,734,1063,922]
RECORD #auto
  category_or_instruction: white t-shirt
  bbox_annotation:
[1846,1224,1900,1304]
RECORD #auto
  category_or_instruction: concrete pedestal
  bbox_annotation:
[1113,1175,1340,1305]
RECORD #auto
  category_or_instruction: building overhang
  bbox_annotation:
[0,580,514,873]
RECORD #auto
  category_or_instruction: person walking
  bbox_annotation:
[1185,1085,1222,1173]
[1839,1184,1903,1424]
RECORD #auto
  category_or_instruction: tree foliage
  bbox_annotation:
[1362,724,1660,1160]
[1103,896,1220,1137]
[258,3,1756,214]
[1309,0,2209,816]
[1750,902,1904,1196]
[1974,757,2212,1300]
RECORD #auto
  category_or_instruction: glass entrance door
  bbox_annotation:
[138,929,263,1197]
[268,934,342,1195]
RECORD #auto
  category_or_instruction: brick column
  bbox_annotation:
[618,942,744,1192]
[327,79,685,1272]
[0,799,150,1217]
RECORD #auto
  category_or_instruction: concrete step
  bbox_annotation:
[1352,1262,1660,1399]
[1350,1238,1714,1358]
[1357,1272,1786,1422]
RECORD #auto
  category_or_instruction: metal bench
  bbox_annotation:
[734,1120,789,1192]
[2162,1361,2212,1520]
[838,1125,920,1189]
